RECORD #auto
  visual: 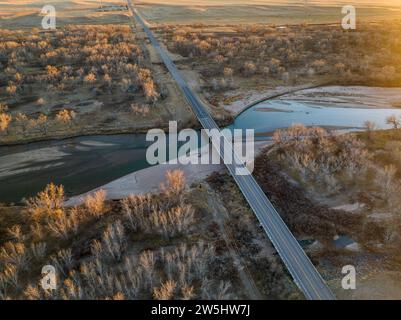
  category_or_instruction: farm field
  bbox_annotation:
[134,0,401,25]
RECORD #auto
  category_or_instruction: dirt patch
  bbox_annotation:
[207,172,302,299]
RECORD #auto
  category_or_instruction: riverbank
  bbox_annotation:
[223,86,401,116]
[65,139,272,206]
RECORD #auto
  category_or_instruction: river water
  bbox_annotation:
[0,134,152,203]
[231,100,401,137]
[2,99,401,203]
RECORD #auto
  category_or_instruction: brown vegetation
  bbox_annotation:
[157,22,401,105]
[273,125,369,195]
[207,173,300,299]
[0,25,163,144]
[260,125,401,250]
[0,170,241,300]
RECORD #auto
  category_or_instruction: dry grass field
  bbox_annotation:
[0,1,131,29]
[3,1,401,28]
[135,0,401,25]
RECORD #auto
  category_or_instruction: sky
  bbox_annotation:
[1,1,401,6]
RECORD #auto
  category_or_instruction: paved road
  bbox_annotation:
[127,0,335,300]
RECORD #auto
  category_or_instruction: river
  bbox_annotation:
[231,100,401,137]
[2,98,401,203]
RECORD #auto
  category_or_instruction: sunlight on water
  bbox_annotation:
[232,100,401,136]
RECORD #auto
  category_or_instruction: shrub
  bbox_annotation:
[26,183,65,220]
[56,109,76,126]
[386,115,401,129]
[100,221,126,262]
[160,170,186,200]
[30,243,47,261]
[153,280,176,300]
[242,61,256,76]
[273,125,368,193]
[84,189,106,218]
[7,225,23,242]
[46,206,81,239]
[121,195,194,238]
[0,113,12,133]
[0,242,29,271]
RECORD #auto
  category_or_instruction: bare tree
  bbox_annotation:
[363,120,377,139]
[364,120,376,131]
[26,183,65,220]
[0,113,12,134]
[7,225,23,242]
[160,170,187,202]
[0,103,8,113]
[375,164,397,203]
[84,73,96,84]
[36,114,48,136]
[386,115,401,129]
[181,285,194,300]
[6,82,17,97]
[139,250,155,289]
[153,280,176,300]
[30,243,47,261]
[45,65,59,83]
[223,67,233,78]
[242,61,256,77]
[0,242,30,271]
[14,72,23,83]
[36,98,45,106]
[15,113,29,136]
[84,189,106,218]
[142,79,159,103]
[56,109,76,127]
[101,221,126,262]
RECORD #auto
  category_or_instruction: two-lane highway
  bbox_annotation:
[126,0,335,300]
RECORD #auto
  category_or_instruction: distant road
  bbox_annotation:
[126,0,335,300]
